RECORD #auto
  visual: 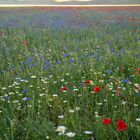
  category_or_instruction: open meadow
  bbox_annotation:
[0,6,140,140]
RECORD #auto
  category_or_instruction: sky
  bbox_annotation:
[0,0,140,5]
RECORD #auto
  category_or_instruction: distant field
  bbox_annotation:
[0,6,140,12]
[33,6,140,12]
[0,6,140,29]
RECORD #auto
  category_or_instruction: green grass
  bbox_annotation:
[0,13,140,140]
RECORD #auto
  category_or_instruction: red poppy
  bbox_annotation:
[102,85,106,90]
[117,92,121,96]
[137,68,140,74]
[117,119,128,131]
[61,86,68,92]
[86,80,90,85]
[94,86,100,93]
[22,40,29,48]
[103,118,112,126]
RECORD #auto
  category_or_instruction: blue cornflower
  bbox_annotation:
[23,89,29,93]
[24,78,30,81]
[56,60,61,64]
[76,47,79,52]
[97,56,103,61]
[43,61,51,70]
[20,65,26,71]
[4,96,10,101]
[47,75,51,79]
[111,48,115,53]
[29,63,36,68]
[16,79,21,83]
[106,70,113,74]
[123,79,129,84]
[23,57,32,64]
[64,53,70,57]
[70,58,74,63]
[22,97,32,101]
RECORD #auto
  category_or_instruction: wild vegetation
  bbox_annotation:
[0,8,140,140]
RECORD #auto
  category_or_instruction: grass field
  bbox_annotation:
[0,7,140,140]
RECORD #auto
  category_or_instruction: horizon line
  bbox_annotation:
[0,4,140,7]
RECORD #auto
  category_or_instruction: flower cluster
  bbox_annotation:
[103,118,128,132]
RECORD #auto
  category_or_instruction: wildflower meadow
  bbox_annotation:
[0,7,140,140]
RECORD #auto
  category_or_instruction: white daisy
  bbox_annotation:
[56,126,67,135]
[136,118,140,122]
[65,132,76,137]
[31,75,36,79]
[58,115,64,119]
[69,110,75,113]
[84,131,93,134]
